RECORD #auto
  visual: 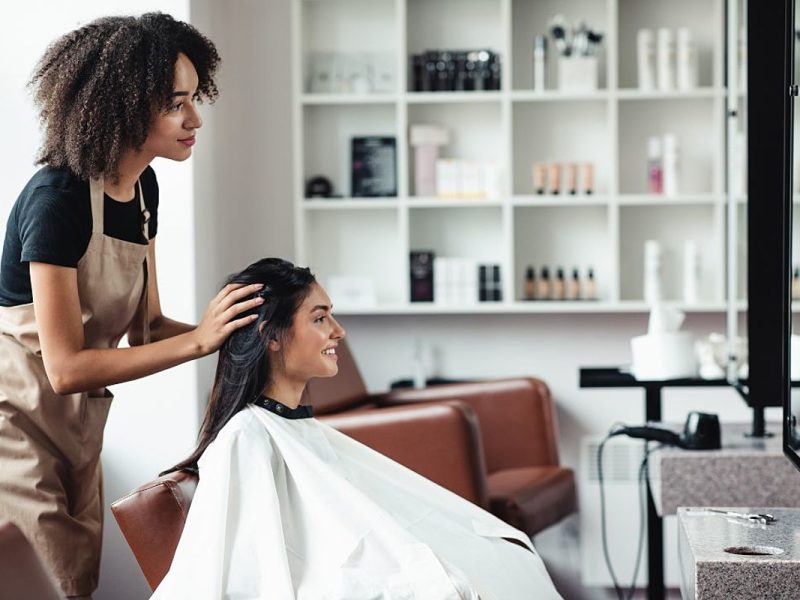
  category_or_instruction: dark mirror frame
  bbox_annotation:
[753,2,797,468]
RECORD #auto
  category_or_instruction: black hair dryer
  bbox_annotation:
[615,411,721,450]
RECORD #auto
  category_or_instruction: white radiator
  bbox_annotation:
[579,435,681,589]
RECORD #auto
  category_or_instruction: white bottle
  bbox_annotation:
[682,241,700,304]
[656,28,675,91]
[662,133,679,197]
[676,28,698,90]
[644,240,663,304]
[637,29,655,91]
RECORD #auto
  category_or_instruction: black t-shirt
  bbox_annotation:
[0,166,159,307]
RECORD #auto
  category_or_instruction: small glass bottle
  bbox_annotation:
[793,267,800,300]
[537,266,551,300]
[554,267,566,301]
[524,265,536,300]
[570,267,581,300]
[586,267,597,300]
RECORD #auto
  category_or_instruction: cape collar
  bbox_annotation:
[253,395,314,420]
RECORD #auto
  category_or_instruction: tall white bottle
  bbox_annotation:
[682,240,700,304]
[656,28,675,91]
[662,134,679,197]
[637,29,655,90]
[644,240,663,304]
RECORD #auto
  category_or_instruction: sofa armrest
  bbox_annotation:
[110,470,198,591]
[379,378,560,473]
[320,401,489,508]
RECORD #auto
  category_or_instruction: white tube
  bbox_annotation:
[656,28,675,91]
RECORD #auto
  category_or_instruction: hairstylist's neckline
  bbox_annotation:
[253,395,314,419]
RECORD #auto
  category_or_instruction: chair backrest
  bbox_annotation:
[110,470,198,591]
[0,520,64,600]
[302,337,369,414]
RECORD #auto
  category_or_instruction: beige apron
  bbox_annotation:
[0,177,150,597]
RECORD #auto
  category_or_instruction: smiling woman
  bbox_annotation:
[153,257,563,600]
[0,13,261,600]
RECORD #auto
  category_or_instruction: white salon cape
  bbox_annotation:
[151,401,562,600]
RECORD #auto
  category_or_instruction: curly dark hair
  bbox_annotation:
[29,12,220,181]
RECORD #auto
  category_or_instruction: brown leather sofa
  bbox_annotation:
[304,340,577,537]
[112,400,487,590]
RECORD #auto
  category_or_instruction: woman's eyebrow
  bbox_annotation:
[169,91,191,98]
[310,304,330,313]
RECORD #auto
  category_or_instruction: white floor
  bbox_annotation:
[533,515,681,600]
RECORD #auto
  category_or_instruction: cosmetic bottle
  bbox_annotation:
[532,163,547,195]
[570,267,581,300]
[647,137,663,194]
[548,162,562,195]
[582,163,595,195]
[566,163,578,195]
[662,134,679,197]
[538,267,551,300]
[554,268,566,301]
[656,28,675,91]
[676,28,698,91]
[793,267,800,300]
[636,29,655,90]
[524,265,536,300]
[533,35,547,91]
[644,240,663,304]
[492,265,502,301]
[682,240,700,304]
[586,267,597,300]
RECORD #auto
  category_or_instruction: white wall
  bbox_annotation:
[0,4,197,599]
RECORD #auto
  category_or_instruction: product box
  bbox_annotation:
[351,136,397,197]
[410,251,435,302]
[558,56,598,92]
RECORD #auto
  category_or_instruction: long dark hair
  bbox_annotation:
[165,258,315,475]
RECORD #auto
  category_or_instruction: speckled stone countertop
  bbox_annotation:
[649,422,800,516]
[678,507,800,600]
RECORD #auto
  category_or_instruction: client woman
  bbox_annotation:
[153,257,561,599]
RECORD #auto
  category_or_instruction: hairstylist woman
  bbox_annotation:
[0,14,263,599]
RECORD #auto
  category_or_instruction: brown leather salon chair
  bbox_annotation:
[112,400,486,591]
[0,520,65,600]
[304,340,577,537]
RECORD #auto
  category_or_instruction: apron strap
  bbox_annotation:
[89,178,104,235]
[138,178,151,345]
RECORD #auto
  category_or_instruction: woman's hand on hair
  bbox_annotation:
[192,283,265,355]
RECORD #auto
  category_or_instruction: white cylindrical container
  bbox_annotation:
[683,240,700,304]
[644,240,663,304]
[662,133,679,197]
[676,28,698,90]
[647,136,663,194]
[533,35,547,91]
[637,29,655,90]
[656,28,675,91]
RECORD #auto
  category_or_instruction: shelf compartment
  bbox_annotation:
[409,207,506,302]
[617,0,720,90]
[305,209,404,307]
[303,104,397,199]
[513,205,610,302]
[301,0,398,95]
[406,0,503,65]
[617,98,717,195]
[407,102,504,198]
[512,100,610,196]
[511,0,609,92]
[619,204,721,303]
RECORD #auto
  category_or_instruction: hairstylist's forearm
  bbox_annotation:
[129,315,195,345]
[48,332,206,395]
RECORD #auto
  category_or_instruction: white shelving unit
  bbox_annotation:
[292,0,732,315]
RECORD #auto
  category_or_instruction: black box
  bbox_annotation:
[351,136,397,197]
[410,251,435,302]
